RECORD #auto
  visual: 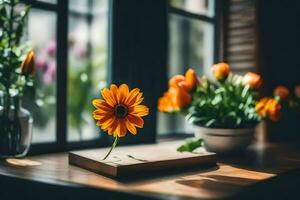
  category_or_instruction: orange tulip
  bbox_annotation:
[267,99,281,121]
[256,97,281,121]
[21,50,35,75]
[212,62,230,81]
[168,75,189,91]
[243,72,262,89]
[273,85,290,101]
[295,85,300,98]
[158,87,192,112]
[168,68,199,92]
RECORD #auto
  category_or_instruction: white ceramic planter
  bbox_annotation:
[194,126,255,154]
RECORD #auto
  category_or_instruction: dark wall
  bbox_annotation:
[257,0,300,95]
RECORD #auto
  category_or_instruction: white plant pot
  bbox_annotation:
[194,126,255,154]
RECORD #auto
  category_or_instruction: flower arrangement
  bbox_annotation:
[92,84,149,160]
[158,63,281,152]
[159,63,280,128]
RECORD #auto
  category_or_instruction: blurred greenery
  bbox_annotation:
[0,0,33,100]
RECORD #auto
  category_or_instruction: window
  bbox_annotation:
[23,0,109,154]
[157,0,220,135]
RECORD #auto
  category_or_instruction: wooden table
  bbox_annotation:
[1,142,300,200]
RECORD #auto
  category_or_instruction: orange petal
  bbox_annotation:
[125,118,137,135]
[114,120,127,137]
[127,115,144,128]
[169,87,192,109]
[100,117,117,130]
[93,110,111,120]
[101,88,117,107]
[130,93,144,107]
[125,88,141,106]
[185,68,198,91]
[92,99,113,110]
[117,84,129,104]
[169,75,185,88]
[129,105,149,117]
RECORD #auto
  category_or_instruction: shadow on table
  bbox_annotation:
[117,163,219,183]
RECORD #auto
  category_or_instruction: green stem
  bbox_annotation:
[103,136,119,160]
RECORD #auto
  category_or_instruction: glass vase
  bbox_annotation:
[0,93,33,158]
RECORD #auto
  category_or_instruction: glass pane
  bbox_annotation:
[67,0,108,142]
[157,14,214,135]
[26,9,57,143]
[170,0,215,17]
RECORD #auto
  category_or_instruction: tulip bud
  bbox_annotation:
[243,72,262,89]
[212,62,230,81]
[273,85,290,101]
[21,51,35,75]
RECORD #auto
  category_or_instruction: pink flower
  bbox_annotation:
[47,40,56,57]
[76,46,88,58]
[43,62,56,85]
[35,57,48,72]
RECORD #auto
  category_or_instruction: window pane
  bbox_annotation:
[26,9,57,143]
[157,14,214,135]
[67,0,108,142]
[170,0,215,17]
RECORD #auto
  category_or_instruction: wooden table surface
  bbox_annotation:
[1,141,300,200]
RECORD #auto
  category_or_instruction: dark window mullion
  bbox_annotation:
[56,0,69,150]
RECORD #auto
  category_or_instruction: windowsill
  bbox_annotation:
[1,141,300,199]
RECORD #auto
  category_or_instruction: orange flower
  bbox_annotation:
[243,72,262,89]
[267,99,281,121]
[168,68,199,92]
[295,85,300,98]
[168,75,189,91]
[21,50,35,75]
[158,87,192,112]
[256,97,281,121]
[212,62,230,81]
[92,84,149,138]
[274,85,290,101]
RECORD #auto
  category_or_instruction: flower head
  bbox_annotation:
[243,72,262,89]
[159,68,197,112]
[212,62,230,81]
[47,40,56,57]
[274,85,290,101]
[21,50,35,75]
[256,97,281,121]
[92,84,149,137]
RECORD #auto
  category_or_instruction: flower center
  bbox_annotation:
[114,104,128,119]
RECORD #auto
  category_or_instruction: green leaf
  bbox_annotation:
[177,138,204,152]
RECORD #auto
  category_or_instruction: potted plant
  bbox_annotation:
[158,63,280,154]
[0,0,35,157]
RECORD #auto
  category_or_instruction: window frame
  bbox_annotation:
[158,0,223,136]
[168,0,222,74]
